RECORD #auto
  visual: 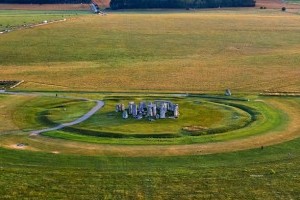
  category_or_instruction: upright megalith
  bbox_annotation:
[122,110,128,119]
[120,104,125,111]
[147,103,154,117]
[174,104,179,118]
[132,104,138,117]
[128,102,135,115]
[139,102,146,112]
[152,104,157,117]
[225,89,232,96]
[115,104,120,112]
[160,103,167,119]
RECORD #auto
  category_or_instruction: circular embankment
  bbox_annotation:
[39,95,258,145]
[1,93,299,157]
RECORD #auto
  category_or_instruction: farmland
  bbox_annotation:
[1,9,300,93]
[0,6,300,199]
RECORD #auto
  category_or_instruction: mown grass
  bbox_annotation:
[0,135,300,199]
[42,95,283,145]
[0,10,299,92]
[11,95,95,131]
[0,9,299,199]
[0,94,33,132]
[71,97,248,135]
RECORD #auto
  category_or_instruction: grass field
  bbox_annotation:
[0,9,300,92]
[0,8,300,199]
[68,97,250,135]
[0,93,297,154]
[1,134,300,199]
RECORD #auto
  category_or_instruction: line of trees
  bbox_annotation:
[0,0,90,3]
[110,0,256,9]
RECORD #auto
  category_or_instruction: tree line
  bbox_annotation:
[110,0,256,9]
[0,0,90,3]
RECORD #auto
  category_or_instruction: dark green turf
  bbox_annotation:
[0,136,300,199]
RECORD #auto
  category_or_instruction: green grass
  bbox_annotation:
[0,10,299,92]
[12,95,95,131]
[42,95,283,145]
[0,10,89,31]
[0,136,300,199]
[0,9,300,199]
[71,97,249,135]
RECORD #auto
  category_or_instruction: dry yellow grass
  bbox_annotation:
[0,95,34,132]
[1,59,299,93]
[0,11,300,93]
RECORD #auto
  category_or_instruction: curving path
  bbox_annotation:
[30,100,104,136]
[0,90,104,136]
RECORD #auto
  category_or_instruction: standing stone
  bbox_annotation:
[139,102,145,112]
[115,104,120,112]
[128,102,134,115]
[152,104,157,117]
[120,104,125,111]
[132,104,138,117]
[168,102,174,111]
[163,102,168,111]
[173,104,179,118]
[137,112,143,120]
[225,89,232,96]
[147,103,153,117]
[160,104,166,119]
[122,110,128,119]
